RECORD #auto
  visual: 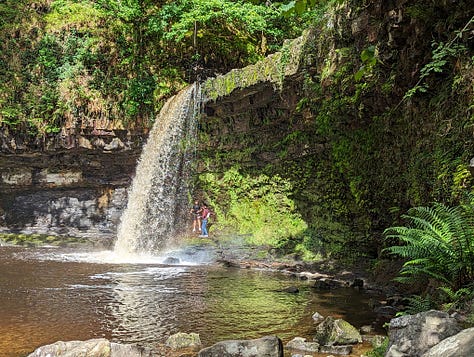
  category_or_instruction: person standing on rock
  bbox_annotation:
[190,200,201,233]
[199,203,211,238]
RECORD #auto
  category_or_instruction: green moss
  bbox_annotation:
[45,1,105,33]
[0,233,88,247]
[202,30,310,101]
[198,167,307,248]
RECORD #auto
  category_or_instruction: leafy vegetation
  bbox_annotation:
[365,337,389,357]
[384,197,474,291]
[403,15,474,101]
[0,0,318,133]
[384,196,474,314]
[1,0,474,284]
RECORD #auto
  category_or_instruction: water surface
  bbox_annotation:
[0,246,380,356]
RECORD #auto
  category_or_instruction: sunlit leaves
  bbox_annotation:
[354,45,377,82]
[280,0,318,17]
[384,196,474,291]
[152,0,274,44]
[46,1,104,32]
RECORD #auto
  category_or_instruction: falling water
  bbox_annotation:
[114,84,200,256]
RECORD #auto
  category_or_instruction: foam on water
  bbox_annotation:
[33,243,217,267]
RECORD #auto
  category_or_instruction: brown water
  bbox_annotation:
[0,246,381,356]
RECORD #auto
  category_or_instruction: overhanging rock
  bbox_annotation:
[201,29,315,118]
[197,29,319,171]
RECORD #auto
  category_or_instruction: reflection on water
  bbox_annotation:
[0,246,380,356]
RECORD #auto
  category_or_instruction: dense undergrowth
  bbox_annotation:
[0,0,315,134]
[196,1,474,322]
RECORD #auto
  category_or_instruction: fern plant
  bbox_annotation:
[438,284,474,311]
[396,295,435,316]
[384,196,474,291]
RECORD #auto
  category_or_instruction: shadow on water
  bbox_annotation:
[0,245,383,356]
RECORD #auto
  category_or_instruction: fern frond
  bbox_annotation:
[384,200,474,290]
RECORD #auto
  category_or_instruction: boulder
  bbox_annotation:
[313,316,362,345]
[285,337,319,352]
[386,310,462,357]
[163,256,180,265]
[422,327,474,357]
[198,335,283,357]
[319,344,352,355]
[360,325,374,334]
[165,332,202,350]
[27,338,152,357]
[313,279,342,290]
[110,342,153,357]
[312,312,324,324]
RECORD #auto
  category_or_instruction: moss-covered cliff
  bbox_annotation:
[197,0,474,259]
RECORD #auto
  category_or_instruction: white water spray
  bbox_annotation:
[114,84,200,258]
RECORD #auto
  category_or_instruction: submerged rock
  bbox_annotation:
[165,332,202,350]
[319,344,352,355]
[163,256,180,265]
[198,335,283,357]
[286,337,319,352]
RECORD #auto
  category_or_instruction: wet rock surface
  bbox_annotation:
[386,310,462,357]
[0,148,140,240]
[198,335,283,357]
[27,338,153,357]
[166,332,202,351]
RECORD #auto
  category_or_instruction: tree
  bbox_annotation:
[150,0,309,74]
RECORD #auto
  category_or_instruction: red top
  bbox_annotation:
[201,208,210,219]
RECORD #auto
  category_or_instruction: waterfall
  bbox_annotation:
[114,83,200,256]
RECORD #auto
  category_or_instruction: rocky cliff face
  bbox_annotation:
[0,21,311,240]
[0,127,145,241]
[197,0,474,255]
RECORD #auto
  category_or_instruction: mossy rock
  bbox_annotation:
[314,316,362,345]
[0,233,89,247]
[202,29,312,101]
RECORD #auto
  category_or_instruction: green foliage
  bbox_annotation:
[198,167,307,247]
[384,196,474,291]
[151,0,308,69]
[438,284,474,312]
[403,15,473,100]
[354,45,377,82]
[294,0,474,262]
[280,0,319,17]
[1,0,315,132]
[45,0,104,32]
[396,295,435,316]
[365,337,389,357]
